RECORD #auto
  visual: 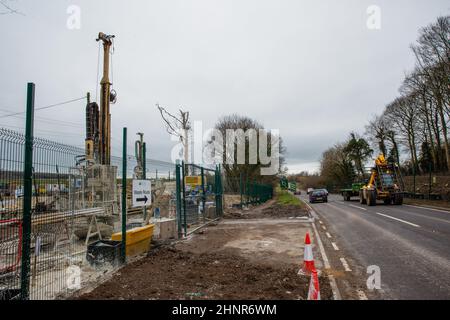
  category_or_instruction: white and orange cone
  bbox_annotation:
[298,232,316,276]
[307,269,321,300]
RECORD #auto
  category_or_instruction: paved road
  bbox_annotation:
[299,193,450,300]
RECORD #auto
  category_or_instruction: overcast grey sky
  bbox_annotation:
[1,0,449,172]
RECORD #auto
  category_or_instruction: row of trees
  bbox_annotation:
[320,16,449,189]
[366,16,450,175]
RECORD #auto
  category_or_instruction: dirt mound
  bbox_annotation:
[261,204,308,218]
[78,246,331,300]
[224,201,309,219]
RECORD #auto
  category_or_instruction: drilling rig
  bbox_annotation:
[85,32,116,165]
[77,32,118,214]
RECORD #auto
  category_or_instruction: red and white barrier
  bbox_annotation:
[298,232,316,276]
[307,269,321,300]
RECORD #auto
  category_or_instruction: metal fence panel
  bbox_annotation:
[176,163,223,236]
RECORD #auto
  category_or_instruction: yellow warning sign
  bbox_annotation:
[185,176,202,187]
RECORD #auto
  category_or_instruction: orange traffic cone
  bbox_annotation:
[307,269,321,300]
[298,232,316,276]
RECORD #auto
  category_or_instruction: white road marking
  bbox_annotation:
[331,242,339,251]
[327,275,341,301]
[325,232,332,238]
[321,225,327,230]
[319,220,323,224]
[375,212,420,228]
[404,204,450,214]
[340,258,352,272]
[349,204,367,211]
[356,290,368,300]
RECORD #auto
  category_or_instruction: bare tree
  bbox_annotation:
[156,104,191,164]
[0,0,24,15]
[365,115,388,156]
[411,16,450,170]
[213,114,286,191]
[362,16,450,174]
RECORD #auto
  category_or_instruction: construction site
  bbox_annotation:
[0,30,329,301]
[2,2,450,311]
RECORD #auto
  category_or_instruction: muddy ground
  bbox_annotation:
[78,200,331,300]
[224,199,309,220]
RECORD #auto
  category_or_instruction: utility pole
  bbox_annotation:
[96,32,115,165]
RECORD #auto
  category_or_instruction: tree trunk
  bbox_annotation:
[436,98,450,172]
[423,97,438,170]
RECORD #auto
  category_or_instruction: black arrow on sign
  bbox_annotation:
[136,195,148,203]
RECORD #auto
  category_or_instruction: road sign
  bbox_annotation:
[132,179,151,207]
[185,176,202,187]
[280,177,288,190]
[288,182,297,192]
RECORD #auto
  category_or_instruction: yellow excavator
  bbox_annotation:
[359,154,404,206]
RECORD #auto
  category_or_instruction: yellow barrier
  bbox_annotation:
[111,224,154,257]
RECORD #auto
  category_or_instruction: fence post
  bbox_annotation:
[20,82,35,300]
[240,172,243,208]
[175,162,182,238]
[216,164,223,216]
[121,127,127,264]
[142,142,146,179]
[246,175,249,206]
[142,142,147,221]
[215,166,219,216]
[220,165,223,215]
[181,161,187,236]
[201,167,206,219]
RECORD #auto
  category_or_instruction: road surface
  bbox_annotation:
[299,193,450,300]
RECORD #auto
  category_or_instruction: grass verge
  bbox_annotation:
[276,189,304,207]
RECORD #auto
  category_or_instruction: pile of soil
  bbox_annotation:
[224,200,309,219]
[78,246,332,300]
[261,204,309,218]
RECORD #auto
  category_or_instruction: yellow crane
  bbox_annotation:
[359,154,404,206]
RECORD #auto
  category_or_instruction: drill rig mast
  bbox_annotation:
[96,32,115,165]
[79,33,119,215]
[85,32,115,165]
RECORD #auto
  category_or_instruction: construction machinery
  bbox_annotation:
[359,154,404,206]
[78,32,119,215]
[341,182,365,201]
[134,133,145,179]
[85,32,116,166]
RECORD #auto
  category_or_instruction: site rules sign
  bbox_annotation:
[132,179,151,207]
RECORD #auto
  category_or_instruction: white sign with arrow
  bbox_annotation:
[132,179,151,207]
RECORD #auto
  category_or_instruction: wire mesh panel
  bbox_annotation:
[0,129,25,299]
[112,153,176,228]
[0,129,125,300]
[222,174,274,208]
[177,163,223,235]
